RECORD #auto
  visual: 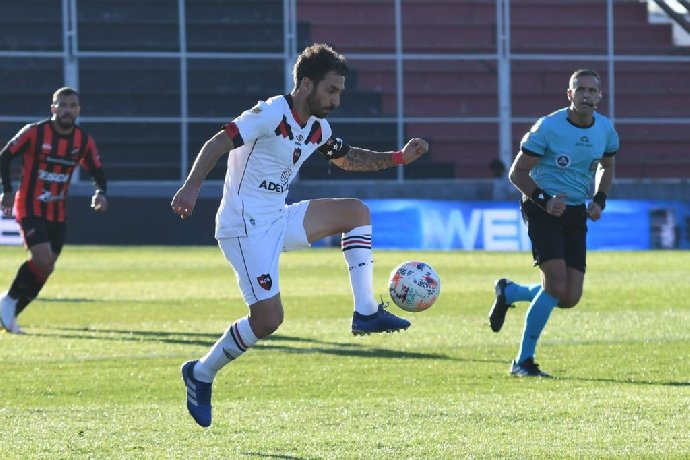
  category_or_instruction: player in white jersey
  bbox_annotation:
[171,43,429,427]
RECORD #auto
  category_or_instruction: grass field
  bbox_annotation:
[1,245,688,459]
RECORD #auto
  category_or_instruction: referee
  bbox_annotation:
[488,69,619,377]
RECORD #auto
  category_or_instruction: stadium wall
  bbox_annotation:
[1,180,687,247]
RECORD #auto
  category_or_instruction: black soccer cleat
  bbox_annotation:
[510,357,551,377]
[488,278,515,333]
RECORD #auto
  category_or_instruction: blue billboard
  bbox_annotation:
[1,200,687,250]
[363,199,690,251]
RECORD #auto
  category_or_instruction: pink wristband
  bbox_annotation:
[391,150,405,165]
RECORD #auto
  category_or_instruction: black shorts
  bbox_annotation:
[521,199,587,272]
[19,216,66,255]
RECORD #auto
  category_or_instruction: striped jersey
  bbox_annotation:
[520,108,619,205]
[2,119,103,222]
[216,94,349,238]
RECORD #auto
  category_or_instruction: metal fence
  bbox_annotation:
[1,0,689,185]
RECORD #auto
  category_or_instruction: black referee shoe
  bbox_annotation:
[510,357,551,377]
[488,278,515,332]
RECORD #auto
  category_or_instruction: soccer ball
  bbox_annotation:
[388,260,441,312]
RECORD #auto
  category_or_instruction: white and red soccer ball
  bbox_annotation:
[388,261,441,312]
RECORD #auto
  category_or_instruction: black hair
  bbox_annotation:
[293,43,348,87]
[52,86,80,103]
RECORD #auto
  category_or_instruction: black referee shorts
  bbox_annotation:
[521,199,588,273]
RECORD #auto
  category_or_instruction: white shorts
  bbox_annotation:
[217,200,311,306]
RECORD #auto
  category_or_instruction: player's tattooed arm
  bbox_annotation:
[330,138,428,171]
[331,147,396,171]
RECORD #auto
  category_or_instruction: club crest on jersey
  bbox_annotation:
[251,105,262,114]
[257,274,272,290]
[555,154,571,168]
[274,115,294,140]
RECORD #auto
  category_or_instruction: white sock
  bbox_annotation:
[341,225,378,315]
[194,316,258,383]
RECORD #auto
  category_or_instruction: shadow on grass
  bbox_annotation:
[32,327,463,361]
[33,297,189,304]
[30,327,218,347]
[241,453,308,460]
[555,376,690,387]
[34,297,97,303]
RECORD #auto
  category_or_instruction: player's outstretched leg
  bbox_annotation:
[340,222,411,336]
[181,360,213,427]
[488,278,516,332]
[351,301,410,335]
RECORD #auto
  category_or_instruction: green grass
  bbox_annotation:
[1,246,688,459]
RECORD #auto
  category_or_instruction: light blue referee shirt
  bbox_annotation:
[520,107,620,205]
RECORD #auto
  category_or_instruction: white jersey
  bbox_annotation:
[215,95,348,238]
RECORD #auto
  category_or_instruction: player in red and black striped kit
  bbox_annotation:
[0,87,108,333]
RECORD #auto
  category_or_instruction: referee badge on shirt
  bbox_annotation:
[555,154,571,168]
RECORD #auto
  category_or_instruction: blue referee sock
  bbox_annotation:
[504,282,541,304]
[516,288,559,364]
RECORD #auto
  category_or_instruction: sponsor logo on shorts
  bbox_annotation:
[257,274,272,290]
